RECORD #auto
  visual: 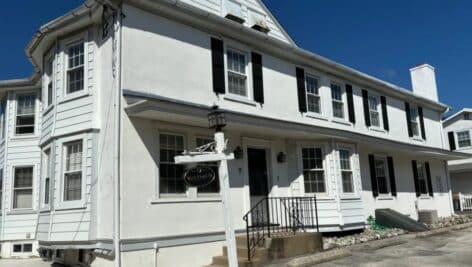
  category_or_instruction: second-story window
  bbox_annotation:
[409,106,420,137]
[67,42,85,94]
[306,75,321,114]
[45,57,54,107]
[227,49,247,97]
[368,95,381,127]
[13,167,33,209]
[64,141,83,201]
[0,101,5,139]
[457,131,471,148]
[331,83,345,119]
[16,94,36,135]
[0,169,3,211]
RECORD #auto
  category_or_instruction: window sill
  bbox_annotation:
[58,90,90,104]
[11,134,38,140]
[150,197,222,204]
[376,196,395,200]
[39,208,51,213]
[369,127,387,133]
[410,137,425,142]
[419,195,432,200]
[7,209,36,215]
[223,95,257,106]
[305,113,328,121]
[331,118,352,126]
[340,194,361,200]
[55,201,87,211]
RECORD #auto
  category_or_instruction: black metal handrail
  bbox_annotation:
[242,197,319,261]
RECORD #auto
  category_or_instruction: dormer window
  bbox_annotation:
[66,41,84,94]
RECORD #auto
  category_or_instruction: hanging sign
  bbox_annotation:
[183,166,216,187]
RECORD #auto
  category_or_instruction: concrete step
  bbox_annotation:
[222,246,269,261]
[210,255,263,267]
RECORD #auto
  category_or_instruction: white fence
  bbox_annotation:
[458,193,472,211]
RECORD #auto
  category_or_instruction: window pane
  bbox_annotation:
[23,244,33,252]
[307,95,320,113]
[159,134,186,194]
[64,173,82,201]
[306,76,319,95]
[302,148,325,193]
[375,158,389,194]
[457,131,471,148]
[339,149,351,170]
[332,102,344,118]
[13,244,22,253]
[45,178,50,204]
[14,189,33,209]
[331,84,342,100]
[17,95,35,115]
[227,49,247,97]
[66,141,83,172]
[370,111,380,127]
[377,176,389,194]
[47,82,53,106]
[342,171,353,193]
[68,42,84,69]
[67,67,84,94]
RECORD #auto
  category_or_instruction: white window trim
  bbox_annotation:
[456,129,472,149]
[56,134,87,210]
[40,145,52,210]
[59,32,90,104]
[329,81,350,124]
[11,165,35,211]
[11,243,34,255]
[12,91,39,138]
[336,143,359,198]
[223,41,254,102]
[297,141,331,198]
[373,154,392,198]
[43,49,55,113]
[305,74,322,115]
[367,93,384,130]
[409,105,422,139]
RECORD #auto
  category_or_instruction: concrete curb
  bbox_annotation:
[286,222,472,267]
[286,248,351,267]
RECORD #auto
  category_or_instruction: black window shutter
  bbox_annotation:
[405,102,413,137]
[425,162,434,197]
[362,90,370,126]
[387,156,397,197]
[418,106,426,140]
[381,96,389,131]
[368,154,378,197]
[296,67,307,113]
[346,84,355,123]
[211,38,225,94]
[411,160,421,197]
[251,52,264,104]
[448,131,456,151]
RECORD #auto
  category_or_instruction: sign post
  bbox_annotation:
[175,131,238,267]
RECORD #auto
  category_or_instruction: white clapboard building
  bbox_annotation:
[0,0,466,266]
[443,109,472,211]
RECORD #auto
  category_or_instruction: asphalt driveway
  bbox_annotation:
[316,227,472,267]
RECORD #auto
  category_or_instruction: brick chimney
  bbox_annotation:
[410,64,438,102]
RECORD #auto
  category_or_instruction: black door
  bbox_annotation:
[247,148,269,197]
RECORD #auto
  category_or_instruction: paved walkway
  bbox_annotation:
[0,258,53,267]
[316,227,472,267]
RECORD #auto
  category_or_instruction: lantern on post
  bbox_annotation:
[208,106,226,132]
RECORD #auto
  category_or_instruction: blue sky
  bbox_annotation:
[0,1,471,113]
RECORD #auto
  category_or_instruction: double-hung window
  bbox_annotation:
[409,106,420,137]
[43,149,51,205]
[368,95,381,127]
[13,167,33,209]
[196,137,220,194]
[16,94,36,135]
[302,147,325,193]
[331,83,345,119]
[63,141,83,201]
[415,162,429,195]
[226,49,247,97]
[306,75,321,114]
[66,42,85,94]
[339,149,354,193]
[45,56,54,107]
[457,131,471,148]
[374,158,389,194]
[0,169,3,211]
[159,134,185,195]
[0,101,5,139]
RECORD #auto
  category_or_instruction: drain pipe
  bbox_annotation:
[153,243,159,267]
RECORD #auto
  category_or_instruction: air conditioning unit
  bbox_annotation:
[251,20,270,33]
[224,0,245,24]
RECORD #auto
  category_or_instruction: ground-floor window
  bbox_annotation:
[13,167,33,209]
[13,243,32,253]
[374,157,389,194]
[415,162,429,195]
[159,133,185,195]
[63,140,83,201]
[339,149,354,193]
[302,147,326,193]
